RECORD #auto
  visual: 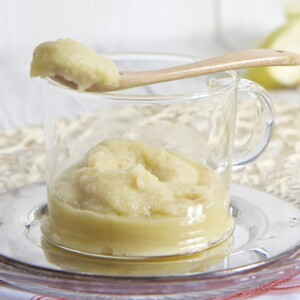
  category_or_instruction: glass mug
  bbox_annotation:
[41,53,274,259]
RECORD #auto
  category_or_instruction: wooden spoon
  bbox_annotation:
[53,49,300,92]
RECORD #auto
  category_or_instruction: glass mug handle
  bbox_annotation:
[232,79,274,168]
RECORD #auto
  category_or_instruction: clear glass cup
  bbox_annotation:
[41,53,274,259]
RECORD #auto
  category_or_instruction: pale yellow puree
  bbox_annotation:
[30,38,120,92]
[42,139,233,257]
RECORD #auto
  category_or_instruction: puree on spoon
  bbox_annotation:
[30,38,120,92]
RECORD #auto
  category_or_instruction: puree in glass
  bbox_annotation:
[42,138,234,257]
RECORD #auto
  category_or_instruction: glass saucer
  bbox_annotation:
[0,183,299,299]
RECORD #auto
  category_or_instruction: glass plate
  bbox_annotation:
[0,183,299,299]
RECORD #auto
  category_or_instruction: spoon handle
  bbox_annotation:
[119,49,300,89]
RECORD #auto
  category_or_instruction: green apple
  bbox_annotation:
[285,0,300,20]
[246,19,300,89]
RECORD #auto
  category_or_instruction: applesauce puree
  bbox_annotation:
[42,139,233,257]
[30,39,120,92]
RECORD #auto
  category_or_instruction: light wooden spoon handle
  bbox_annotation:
[118,49,300,90]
